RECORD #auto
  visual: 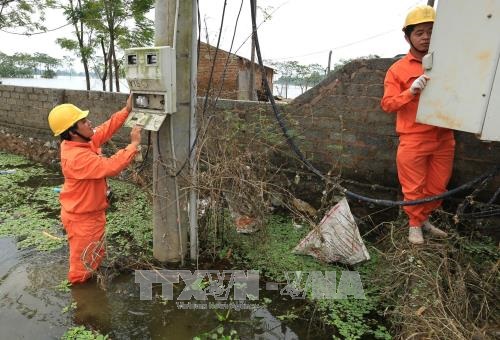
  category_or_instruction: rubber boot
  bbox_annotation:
[422,220,448,238]
[408,226,424,245]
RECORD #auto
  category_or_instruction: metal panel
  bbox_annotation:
[481,55,500,141]
[417,0,500,133]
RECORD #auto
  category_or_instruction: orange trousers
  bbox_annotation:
[61,209,106,284]
[396,136,455,227]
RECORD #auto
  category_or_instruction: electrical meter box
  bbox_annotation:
[416,0,500,141]
[124,46,176,131]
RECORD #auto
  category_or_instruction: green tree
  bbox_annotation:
[33,52,61,78]
[0,52,19,77]
[87,0,154,92]
[0,52,36,78]
[56,0,98,90]
[62,55,75,76]
[268,60,299,98]
[0,0,53,32]
[0,51,59,78]
[304,63,325,90]
[270,61,327,98]
[13,53,38,76]
[54,0,153,92]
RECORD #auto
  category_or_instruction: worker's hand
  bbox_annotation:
[130,125,142,147]
[126,94,133,113]
[410,75,430,95]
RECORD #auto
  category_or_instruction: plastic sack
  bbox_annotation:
[293,198,370,265]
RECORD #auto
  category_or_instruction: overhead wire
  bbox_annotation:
[271,29,398,61]
[214,0,244,104]
[169,0,241,178]
[201,0,228,117]
[249,0,500,208]
[0,23,72,35]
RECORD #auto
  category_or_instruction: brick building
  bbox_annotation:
[197,42,274,101]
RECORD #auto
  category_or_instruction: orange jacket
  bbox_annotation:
[381,52,453,139]
[59,108,137,214]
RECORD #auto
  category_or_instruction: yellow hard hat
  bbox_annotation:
[48,103,89,136]
[403,5,435,30]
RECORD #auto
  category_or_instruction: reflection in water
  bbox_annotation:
[0,237,18,278]
[71,281,112,334]
[69,276,317,339]
[0,241,70,339]
[0,239,329,339]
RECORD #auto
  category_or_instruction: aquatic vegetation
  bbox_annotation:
[61,302,77,314]
[55,279,72,293]
[0,152,153,262]
[61,326,108,340]
[0,152,63,251]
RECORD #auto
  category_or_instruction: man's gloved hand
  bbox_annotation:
[410,75,430,95]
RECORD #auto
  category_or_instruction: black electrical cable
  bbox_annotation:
[214,0,244,104]
[135,131,152,173]
[487,186,500,205]
[165,0,237,178]
[345,168,500,207]
[197,0,201,66]
[201,0,228,117]
[458,208,500,219]
[249,0,500,207]
[175,0,244,179]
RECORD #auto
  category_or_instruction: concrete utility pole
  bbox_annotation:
[327,50,332,74]
[153,0,198,263]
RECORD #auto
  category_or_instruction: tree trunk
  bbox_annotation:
[112,41,120,92]
[82,60,90,90]
[100,38,108,91]
[108,42,113,92]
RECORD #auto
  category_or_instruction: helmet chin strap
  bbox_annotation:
[408,39,428,56]
[72,130,91,142]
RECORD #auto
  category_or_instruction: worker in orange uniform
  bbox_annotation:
[381,5,453,245]
[48,96,142,283]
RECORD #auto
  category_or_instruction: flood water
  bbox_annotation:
[0,237,69,339]
[0,151,339,339]
[0,236,331,339]
[0,76,305,99]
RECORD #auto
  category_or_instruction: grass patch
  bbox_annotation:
[227,213,392,339]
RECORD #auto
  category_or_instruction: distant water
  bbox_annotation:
[0,75,130,93]
[0,75,306,98]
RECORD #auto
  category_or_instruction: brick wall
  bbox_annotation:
[197,42,273,100]
[1,57,499,195]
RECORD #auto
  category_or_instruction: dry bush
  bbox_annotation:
[194,106,320,257]
[374,216,499,340]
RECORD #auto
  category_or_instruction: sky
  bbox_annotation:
[0,0,431,73]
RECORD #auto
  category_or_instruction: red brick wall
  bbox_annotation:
[197,42,273,100]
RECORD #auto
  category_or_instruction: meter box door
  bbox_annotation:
[124,46,176,131]
[481,60,500,141]
[416,0,500,141]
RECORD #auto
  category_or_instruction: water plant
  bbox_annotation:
[61,326,108,340]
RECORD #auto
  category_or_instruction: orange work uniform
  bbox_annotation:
[381,52,455,227]
[59,108,137,283]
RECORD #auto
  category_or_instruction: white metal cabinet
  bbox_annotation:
[482,58,500,140]
[124,46,176,131]
[416,0,500,141]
